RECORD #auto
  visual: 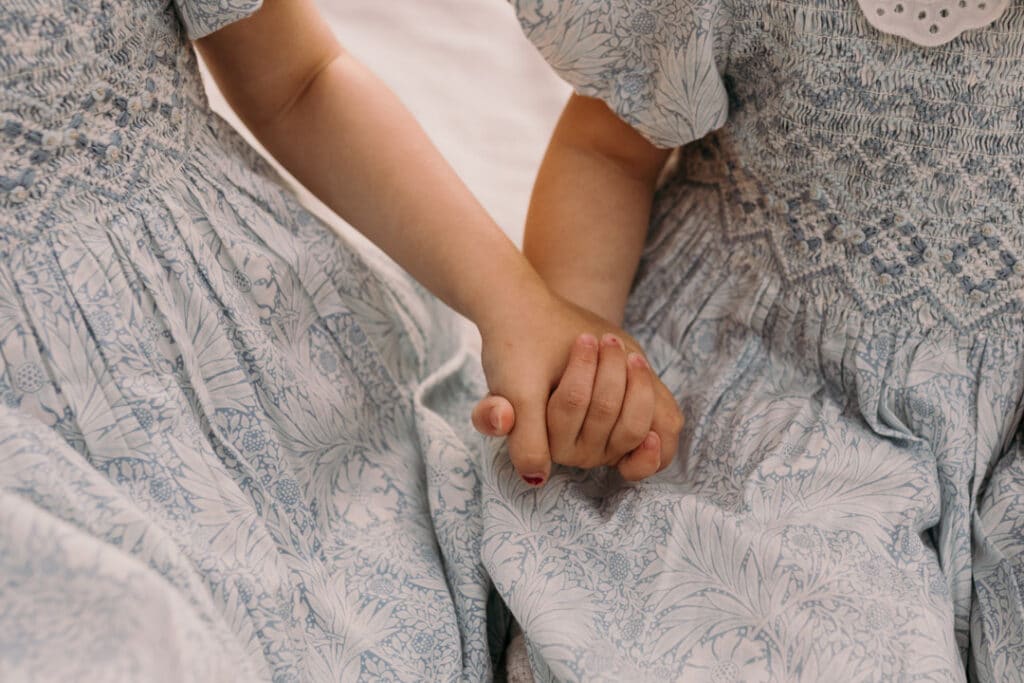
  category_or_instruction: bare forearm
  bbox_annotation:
[195,0,547,333]
[524,95,670,325]
[249,54,546,330]
[524,148,657,325]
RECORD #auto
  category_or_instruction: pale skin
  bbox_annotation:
[472,94,685,477]
[196,0,683,484]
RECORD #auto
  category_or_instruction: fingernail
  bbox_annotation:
[643,432,658,450]
[628,352,648,369]
[578,333,598,348]
[489,409,503,432]
[601,334,623,348]
[522,474,545,486]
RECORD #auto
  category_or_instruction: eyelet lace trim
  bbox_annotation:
[856,0,1009,46]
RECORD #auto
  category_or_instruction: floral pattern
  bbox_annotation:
[3,0,1023,681]
[1,0,503,680]
[504,0,1024,681]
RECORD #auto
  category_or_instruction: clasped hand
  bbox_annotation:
[472,294,684,486]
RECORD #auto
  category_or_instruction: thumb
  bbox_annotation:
[471,394,516,437]
[616,431,661,482]
[506,395,553,487]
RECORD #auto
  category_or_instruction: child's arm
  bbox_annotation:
[525,95,671,325]
[522,94,683,471]
[194,0,670,483]
[195,0,536,335]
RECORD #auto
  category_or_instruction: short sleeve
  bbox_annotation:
[511,0,731,148]
[173,0,264,40]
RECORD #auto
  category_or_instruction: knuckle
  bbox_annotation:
[612,424,646,453]
[589,397,620,421]
[558,387,590,412]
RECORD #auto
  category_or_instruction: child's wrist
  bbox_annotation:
[470,265,557,340]
[543,279,627,327]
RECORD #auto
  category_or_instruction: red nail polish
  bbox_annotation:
[522,475,545,486]
[601,334,623,348]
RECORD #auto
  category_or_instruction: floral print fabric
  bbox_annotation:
[2,0,1023,681]
[1,0,502,680]
[504,0,1024,680]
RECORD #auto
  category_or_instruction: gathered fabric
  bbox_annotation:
[500,1,1024,680]
[1,1,504,680]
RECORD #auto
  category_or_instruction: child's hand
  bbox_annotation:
[473,294,684,486]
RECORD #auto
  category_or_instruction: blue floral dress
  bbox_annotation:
[0,1,503,680]
[5,0,1024,680]
[492,1,1024,681]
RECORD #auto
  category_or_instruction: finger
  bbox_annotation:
[606,353,656,460]
[507,393,553,486]
[651,381,685,473]
[617,431,661,482]
[547,334,599,463]
[472,394,516,437]
[576,334,628,467]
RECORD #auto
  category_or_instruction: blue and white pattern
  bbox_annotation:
[3,0,1024,681]
[1,0,505,680]
[500,0,1024,680]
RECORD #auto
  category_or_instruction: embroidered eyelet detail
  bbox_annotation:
[856,0,1009,46]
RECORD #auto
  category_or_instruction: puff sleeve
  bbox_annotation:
[173,0,264,40]
[512,0,732,148]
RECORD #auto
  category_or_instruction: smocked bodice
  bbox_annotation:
[0,0,209,240]
[516,0,1024,333]
[712,2,1024,331]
